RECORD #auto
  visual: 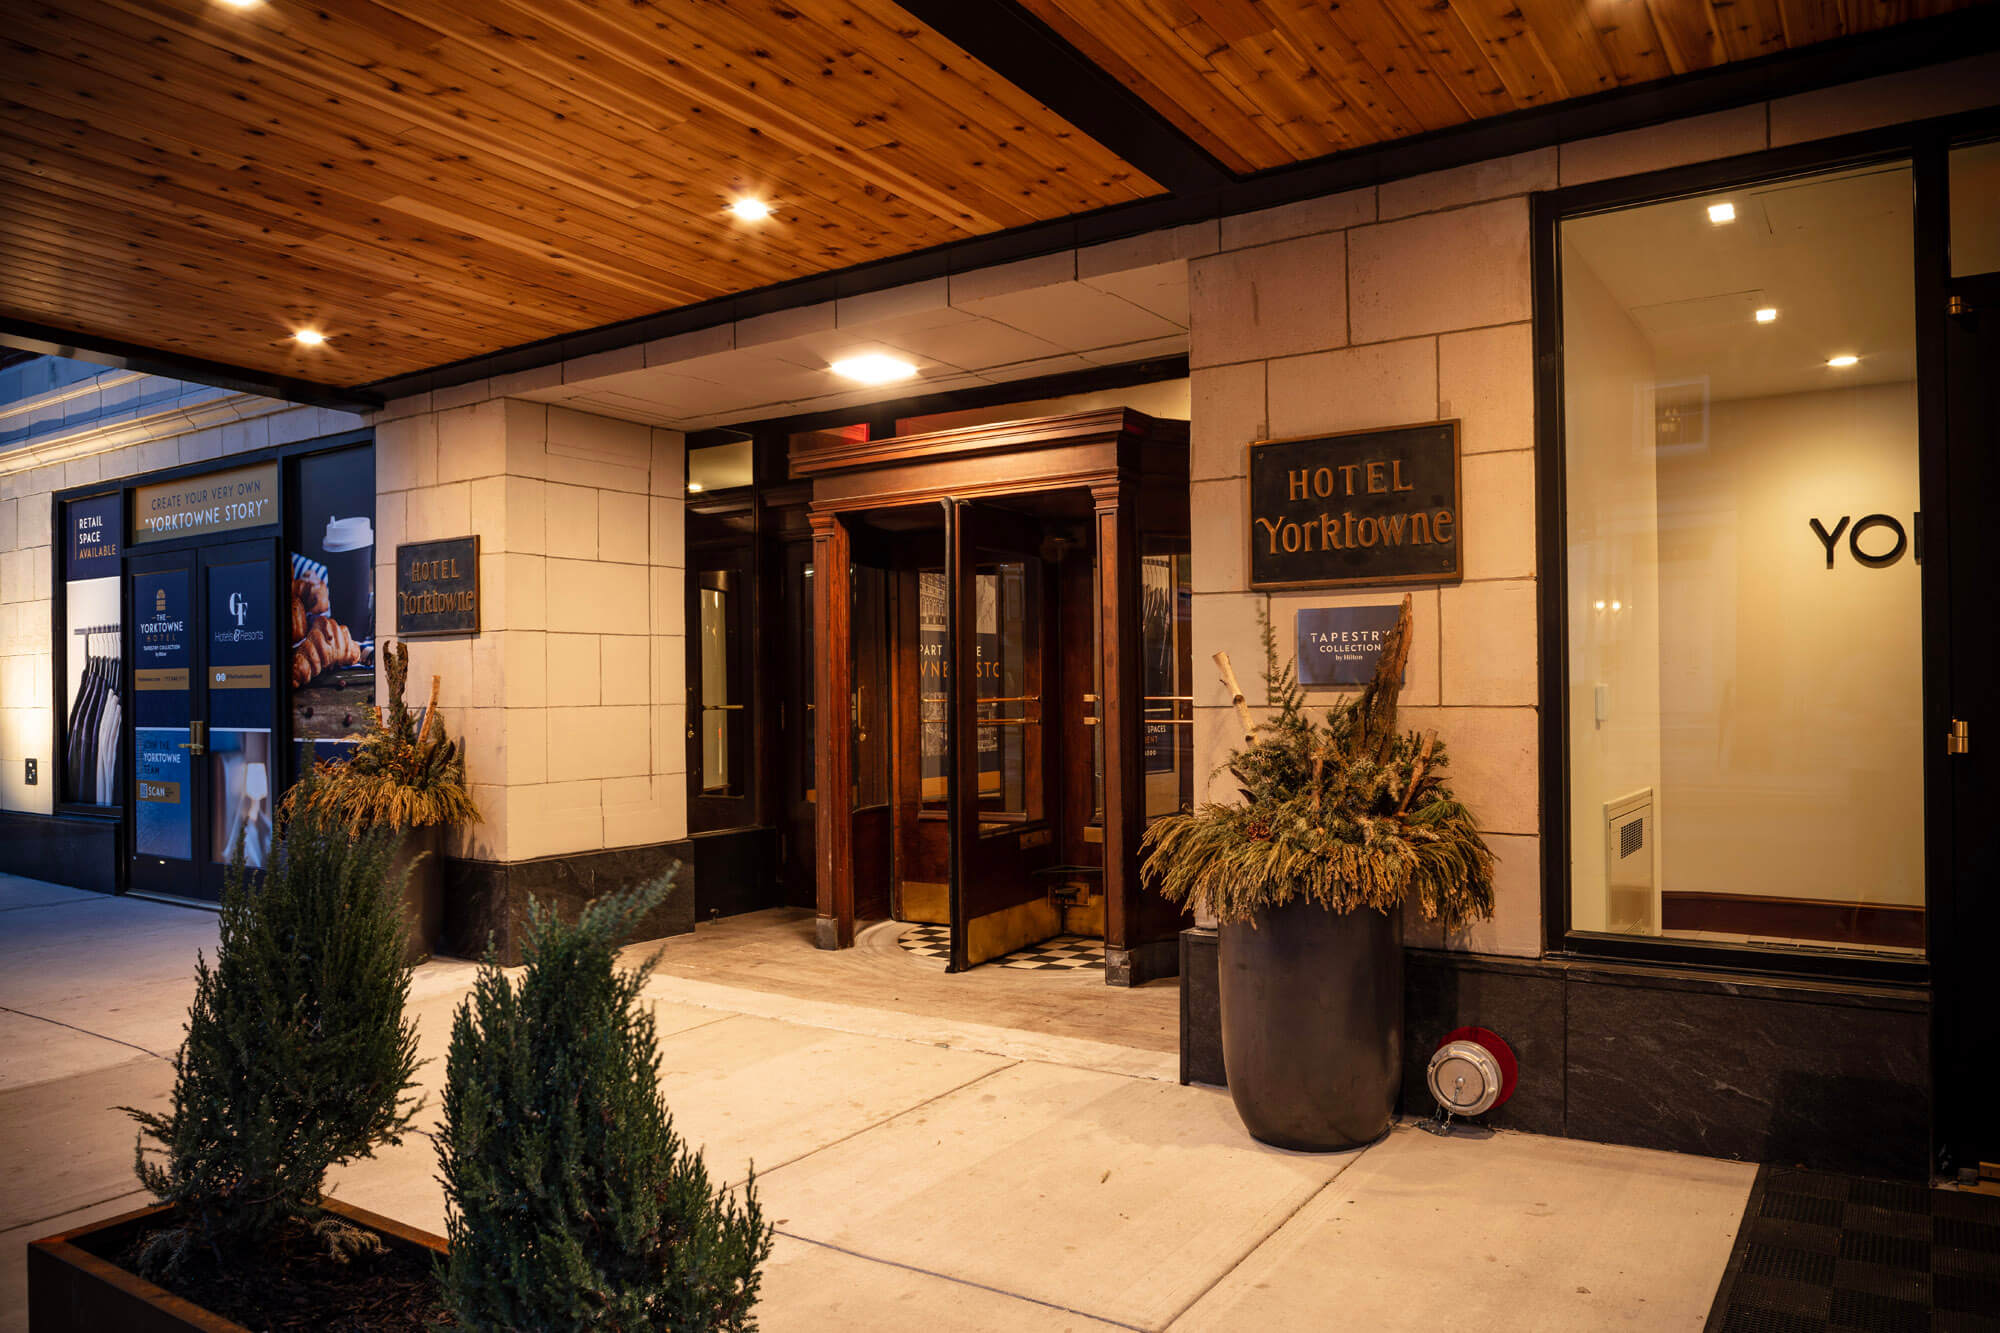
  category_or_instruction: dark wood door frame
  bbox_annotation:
[798,408,1191,983]
[809,508,854,950]
[1940,267,2000,1178]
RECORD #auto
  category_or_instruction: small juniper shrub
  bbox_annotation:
[121,758,424,1279]
[438,877,773,1331]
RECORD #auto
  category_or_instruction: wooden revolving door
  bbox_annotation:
[801,409,1191,985]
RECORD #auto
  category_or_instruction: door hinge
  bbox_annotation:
[1948,294,1972,317]
[1948,718,1970,756]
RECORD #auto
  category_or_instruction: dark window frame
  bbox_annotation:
[1531,105,2000,987]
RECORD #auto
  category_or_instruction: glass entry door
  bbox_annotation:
[127,538,282,901]
[948,502,1058,969]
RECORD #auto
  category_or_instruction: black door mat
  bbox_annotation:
[1705,1165,2000,1332]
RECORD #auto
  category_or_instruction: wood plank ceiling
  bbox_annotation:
[0,0,1159,386]
[1015,0,1986,174]
[0,0,1988,392]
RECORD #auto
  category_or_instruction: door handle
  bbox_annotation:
[177,721,208,757]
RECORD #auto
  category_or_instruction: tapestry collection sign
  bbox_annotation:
[130,462,279,545]
[395,536,480,637]
[1296,606,1406,688]
[1246,421,1461,590]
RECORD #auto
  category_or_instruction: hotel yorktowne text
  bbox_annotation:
[1246,421,1462,590]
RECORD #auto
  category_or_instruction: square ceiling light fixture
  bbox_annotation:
[831,354,917,386]
[1707,202,1737,224]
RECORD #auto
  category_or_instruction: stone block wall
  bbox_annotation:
[373,396,687,865]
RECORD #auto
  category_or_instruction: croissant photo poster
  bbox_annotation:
[289,446,376,763]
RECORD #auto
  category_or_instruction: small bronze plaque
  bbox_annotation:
[395,536,480,637]
[135,668,190,692]
[1246,421,1461,590]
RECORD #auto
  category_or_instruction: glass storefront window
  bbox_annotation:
[61,493,124,807]
[918,569,948,811]
[1559,161,1924,956]
[686,438,753,494]
[974,561,1038,825]
[1141,547,1194,821]
[851,565,890,809]
[697,570,742,794]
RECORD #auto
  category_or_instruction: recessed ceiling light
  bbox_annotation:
[686,481,704,493]
[292,328,326,347]
[1754,307,1778,323]
[728,198,772,222]
[1827,354,1860,368]
[1707,202,1736,224]
[831,354,916,386]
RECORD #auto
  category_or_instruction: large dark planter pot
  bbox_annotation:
[389,824,444,964]
[26,1197,445,1333]
[1219,897,1403,1152]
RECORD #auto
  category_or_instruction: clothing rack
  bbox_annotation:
[72,623,119,637]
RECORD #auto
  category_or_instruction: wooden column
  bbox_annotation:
[810,509,854,950]
[1094,477,1150,986]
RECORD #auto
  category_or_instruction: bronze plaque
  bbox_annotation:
[395,536,480,637]
[135,668,190,692]
[1246,421,1461,590]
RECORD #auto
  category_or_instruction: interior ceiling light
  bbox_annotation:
[728,197,772,222]
[831,353,916,386]
[1827,354,1860,368]
[1754,307,1778,323]
[686,481,704,493]
[1707,202,1736,224]
[292,328,326,347]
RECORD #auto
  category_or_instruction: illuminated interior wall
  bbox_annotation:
[1656,381,1923,906]
[1560,241,1664,932]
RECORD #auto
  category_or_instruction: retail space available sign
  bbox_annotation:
[66,493,123,578]
[131,462,278,544]
[396,536,480,637]
[1296,605,1407,687]
[1246,422,1461,590]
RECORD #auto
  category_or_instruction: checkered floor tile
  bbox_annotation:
[896,923,1105,972]
[1705,1166,2000,1332]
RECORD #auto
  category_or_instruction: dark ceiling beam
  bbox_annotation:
[0,318,383,413]
[891,0,1234,195]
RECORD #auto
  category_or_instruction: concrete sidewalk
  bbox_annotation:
[0,875,1753,1330]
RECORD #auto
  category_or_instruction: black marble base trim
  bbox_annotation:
[0,811,120,895]
[1180,928,1224,1086]
[1181,941,1932,1178]
[441,840,695,965]
[1106,937,1179,988]
[689,828,778,922]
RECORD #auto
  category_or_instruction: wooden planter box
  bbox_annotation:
[26,1198,447,1333]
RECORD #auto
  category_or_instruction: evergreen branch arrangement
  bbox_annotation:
[1142,594,1496,930]
[121,765,424,1280]
[439,876,773,1331]
[286,639,479,833]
